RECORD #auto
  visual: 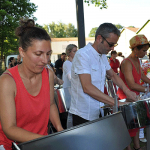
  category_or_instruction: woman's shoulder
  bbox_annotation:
[0,70,16,91]
[46,67,54,77]
[1,70,14,80]
[121,58,132,66]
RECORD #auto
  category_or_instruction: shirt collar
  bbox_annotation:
[87,43,102,58]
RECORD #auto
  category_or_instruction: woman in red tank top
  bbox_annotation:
[117,34,150,150]
[109,50,120,73]
[0,19,63,150]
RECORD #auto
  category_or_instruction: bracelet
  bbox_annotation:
[145,88,147,92]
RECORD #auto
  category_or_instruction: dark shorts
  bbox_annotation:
[72,114,89,126]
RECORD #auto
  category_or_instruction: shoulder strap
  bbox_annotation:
[3,72,15,81]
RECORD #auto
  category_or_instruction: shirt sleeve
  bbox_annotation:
[104,55,111,71]
[67,73,71,81]
[73,52,91,75]
[63,61,72,81]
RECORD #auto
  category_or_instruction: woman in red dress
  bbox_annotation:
[117,34,150,150]
[109,50,120,74]
[0,19,63,150]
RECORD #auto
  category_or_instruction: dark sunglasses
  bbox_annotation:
[100,35,118,47]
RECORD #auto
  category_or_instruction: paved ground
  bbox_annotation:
[141,146,146,150]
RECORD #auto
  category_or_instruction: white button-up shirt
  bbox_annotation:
[69,43,111,121]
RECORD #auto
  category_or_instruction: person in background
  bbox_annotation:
[8,57,17,68]
[55,53,66,79]
[116,52,124,63]
[69,23,136,127]
[16,54,22,65]
[0,19,63,150]
[62,44,77,128]
[139,52,150,143]
[109,50,120,74]
[63,44,77,109]
[117,34,150,150]
[48,60,55,73]
[46,51,63,85]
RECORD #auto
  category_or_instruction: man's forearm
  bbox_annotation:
[83,83,114,106]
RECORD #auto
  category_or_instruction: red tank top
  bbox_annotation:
[117,58,141,99]
[0,66,50,150]
[109,58,120,73]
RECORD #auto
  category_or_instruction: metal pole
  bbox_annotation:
[113,94,118,113]
[75,0,86,48]
[146,126,150,150]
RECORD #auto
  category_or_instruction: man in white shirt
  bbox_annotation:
[69,23,137,126]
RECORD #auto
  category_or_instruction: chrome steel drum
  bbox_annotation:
[119,98,150,129]
[105,78,118,98]
[54,88,68,113]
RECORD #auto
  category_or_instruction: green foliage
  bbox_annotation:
[114,24,124,30]
[88,27,98,37]
[0,0,37,58]
[84,0,107,9]
[128,26,135,28]
[43,22,78,38]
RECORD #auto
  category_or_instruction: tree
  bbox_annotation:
[88,27,98,37]
[114,24,124,30]
[43,22,78,38]
[0,0,37,59]
[66,23,78,37]
[128,26,135,28]
[84,0,107,9]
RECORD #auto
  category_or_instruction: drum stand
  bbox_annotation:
[105,78,118,113]
[106,78,150,149]
[113,94,118,113]
[146,126,150,150]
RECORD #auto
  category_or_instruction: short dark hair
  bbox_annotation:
[15,19,51,51]
[95,23,120,41]
[117,52,122,56]
[61,53,66,56]
[9,57,14,62]
[148,53,150,59]
[111,50,117,55]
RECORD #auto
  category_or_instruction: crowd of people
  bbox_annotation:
[8,54,22,69]
[0,18,150,150]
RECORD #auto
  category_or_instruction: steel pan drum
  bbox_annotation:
[105,78,116,98]
[119,98,150,129]
[13,112,131,150]
[54,88,68,113]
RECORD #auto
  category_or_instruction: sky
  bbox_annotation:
[30,0,150,37]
